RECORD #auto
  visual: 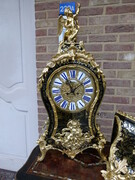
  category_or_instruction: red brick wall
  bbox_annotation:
[35,0,135,141]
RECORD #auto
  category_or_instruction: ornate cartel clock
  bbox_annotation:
[37,3,106,162]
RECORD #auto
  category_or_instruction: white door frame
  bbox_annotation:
[0,0,38,171]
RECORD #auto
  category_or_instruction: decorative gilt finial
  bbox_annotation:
[57,3,80,44]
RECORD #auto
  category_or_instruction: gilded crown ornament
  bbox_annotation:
[37,3,106,163]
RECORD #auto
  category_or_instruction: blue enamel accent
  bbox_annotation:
[54,95,63,103]
[78,72,84,80]
[85,88,93,93]
[52,89,60,94]
[54,81,62,85]
[83,95,91,103]
[83,79,91,86]
[61,100,68,109]
[79,101,84,107]
[60,72,68,80]
[70,102,76,111]
[72,103,75,110]
[70,70,76,78]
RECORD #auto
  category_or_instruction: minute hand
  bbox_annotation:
[73,83,83,92]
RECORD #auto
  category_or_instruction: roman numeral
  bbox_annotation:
[69,102,76,111]
[54,95,63,103]
[85,87,93,93]
[77,72,85,81]
[77,100,85,109]
[83,95,91,103]
[60,100,68,109]
[83,78,91,86]
[54,78,62,86]
[69,70,76,78]
[60,72,68,81]
[52,88,60,94]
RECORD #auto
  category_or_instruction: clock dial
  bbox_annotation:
[50,66,95,112]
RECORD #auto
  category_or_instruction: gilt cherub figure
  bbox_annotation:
[58,3,80,44]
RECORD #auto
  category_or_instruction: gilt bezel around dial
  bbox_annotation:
[47,64,96,113]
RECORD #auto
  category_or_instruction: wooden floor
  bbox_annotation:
[0,169,16,180]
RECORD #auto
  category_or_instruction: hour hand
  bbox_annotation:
[66,79,74,94]
[66,79,72,90]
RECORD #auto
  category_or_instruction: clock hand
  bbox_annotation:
[66,79,74,94]
[73,83,83,92]
[66,82,83,95]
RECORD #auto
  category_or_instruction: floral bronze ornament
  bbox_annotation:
[37,4,106,162]
[101,111,135,180]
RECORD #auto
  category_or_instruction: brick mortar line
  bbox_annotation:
[36,37,58,39]
[37,105,45,108]
[102,96,130,98]
[35,3,135,9]
[97,110,116,112]
[106,79,133,81]
[36,53,53,55]
[129,96,132,104]
[103,5,106,15]
[88,1,121,7]
[103,25,105,34]
[37,62,50,64]
[36,27,57,30]
[134,39,135,51]
[116,34,119,44]
[102,51,134,54]
[131,80,134,87]
[36,43,135,47]
[38,113,48,115]
[88,3,135,8]
[100,126,113,128]
[99,49,134,53]
[35,18,135,23]
[115,69,134,72]
[35,0,58,4]
[35,23,135,27]
[36,38,119,41]
[36,32,135,37]
[37,68,47,71]
[41,42,135,45]
[35,18,135,25]
[35,0,135,5]
[35,12,135,19]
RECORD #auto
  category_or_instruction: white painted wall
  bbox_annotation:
[0,0,38,171]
